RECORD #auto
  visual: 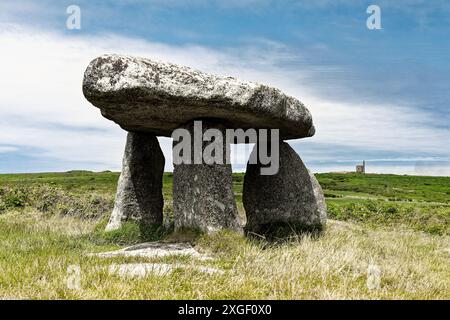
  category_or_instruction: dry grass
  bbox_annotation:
[0,210,448,299]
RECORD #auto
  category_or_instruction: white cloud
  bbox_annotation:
[0,146,18,153]
[0,23,448,174]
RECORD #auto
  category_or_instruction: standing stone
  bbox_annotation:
[173,120,243,234]
[243,141,326,237]
[105,132,165,231]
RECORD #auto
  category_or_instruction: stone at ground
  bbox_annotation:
[173,120,243,234]
[82,54,326,238]
[105,132,165,231]
[108,263,223,278]
[83,54,315,140]
[95,241,212,260]
[243,141,327,236]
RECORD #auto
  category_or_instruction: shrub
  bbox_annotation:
[0,184,113,219]
[327,200,449,235]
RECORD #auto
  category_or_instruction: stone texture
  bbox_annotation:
[95,241,211,260]
[108,263,223,278]
[243,141,326,236]
[83,54,315,140]
[173,120,243,233]
[105,132,165,231]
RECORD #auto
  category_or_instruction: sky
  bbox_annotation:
[0,0,449,175]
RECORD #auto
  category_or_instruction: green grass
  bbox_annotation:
[1,171,448,235]
[316,172,450,203]
[315,173,450,236]
[0,170,119,193]
[0,210,448,299]
[0,171,449,299]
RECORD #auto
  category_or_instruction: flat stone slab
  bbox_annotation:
[108,263,223,278]
[83,54,315,140]
[95,241,211,260]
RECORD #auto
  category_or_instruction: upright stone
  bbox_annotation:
[106,132,165,231]
[243,141,326,237]
[173,120,243,234]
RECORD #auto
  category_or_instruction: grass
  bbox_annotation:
[0,171,449,299]
[1,171,448,235]
[316,173,450,203]
[317,173,450,236]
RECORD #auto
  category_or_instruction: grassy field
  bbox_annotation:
[0,171,449,299]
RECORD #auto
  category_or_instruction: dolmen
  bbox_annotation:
[83,54,326,237]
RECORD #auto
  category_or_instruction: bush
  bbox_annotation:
[0,186,27,210]
[0,184,113,218]
[327,200,449,235]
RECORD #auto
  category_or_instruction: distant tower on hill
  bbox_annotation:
[356,160,366,173]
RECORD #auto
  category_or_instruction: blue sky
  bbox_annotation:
[0,0,449,175]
